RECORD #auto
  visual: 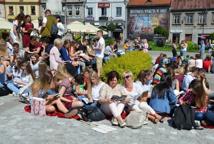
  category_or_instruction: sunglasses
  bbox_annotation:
[124,75,131,79]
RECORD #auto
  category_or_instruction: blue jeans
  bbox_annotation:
[0,82,4,88]
[47,89,57,95]
[7,81,19,95]
[180,50,187,57]
[205,112,214,125]
[195,112,206,121]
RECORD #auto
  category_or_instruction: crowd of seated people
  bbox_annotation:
[0,10,214,129]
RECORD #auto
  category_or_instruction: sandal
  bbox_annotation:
[111,118,119,126]
[118,122,126,128]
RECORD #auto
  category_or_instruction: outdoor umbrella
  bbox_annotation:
[0,18,13,30]
[66,21,86,33]
[84,23,108,35]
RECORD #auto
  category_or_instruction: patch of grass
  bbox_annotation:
[149,41,199,52]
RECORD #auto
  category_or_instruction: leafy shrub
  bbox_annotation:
[105,37,115,46]
[187,41,199,52]
[209,33,214,40]
[154,26,169,38]
[101,51,152,82]
[73,34,81,43]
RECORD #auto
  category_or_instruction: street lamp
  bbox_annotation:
[124,0,128,41]
[83,0,86,24]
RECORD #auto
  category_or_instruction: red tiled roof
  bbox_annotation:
[128,0,171,6]
[171,0,214,10]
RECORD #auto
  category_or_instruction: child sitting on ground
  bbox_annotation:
[133,91,162,123]
[74,74,89,103]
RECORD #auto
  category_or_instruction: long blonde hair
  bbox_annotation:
[31,72,52,97]
[54,64,72,82]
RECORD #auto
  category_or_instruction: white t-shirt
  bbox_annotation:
[92,81,105,101]
[123,83,141,100]
[42,17,47,25]
[188,59,196,68]
[57,22,65,36]
[95,37,105,58]
[195,59,203,68]
[6,42,13,56]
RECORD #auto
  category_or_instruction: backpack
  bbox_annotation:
[126,111,148,129]
[81,103,106,122]
[172,104,196,130]
[0,84,11,96]
[51,24,58,36]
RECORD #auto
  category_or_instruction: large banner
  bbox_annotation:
[128,8,169,38]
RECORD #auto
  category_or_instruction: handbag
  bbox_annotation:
[126,111,147,129]
[31,97,46,116]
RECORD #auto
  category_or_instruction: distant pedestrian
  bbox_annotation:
[172,41,177,58]
[56,15,65,38]
[142,39,149,52]
[22,15,34,48]
[199,40,205,59]
[40,9,58,43]
[180,40,187,57]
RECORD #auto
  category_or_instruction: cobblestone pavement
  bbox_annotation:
[0,51,213,144]
[0,96,214,144]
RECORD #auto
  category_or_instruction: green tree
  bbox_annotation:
[154,26,169,38]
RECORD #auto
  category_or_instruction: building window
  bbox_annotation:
[75,6,80,16]
[185,14,193,24]
[88,8,93,16]
[116,7,122,17]
[31,6,36,15]
[101,8,107,16]
[198,13,207,25]
[19,6,24,13]
[67,5,72,16]
[8,6,14,15]
[41,4,46,10]
[172,14,180,24]
[212,12,214,23]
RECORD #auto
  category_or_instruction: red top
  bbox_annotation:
[203,60,212,71]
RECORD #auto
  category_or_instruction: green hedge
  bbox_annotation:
[101,51,152,82]
[187,41,199,52]
[154,26,169,38]
[105,37,115,46]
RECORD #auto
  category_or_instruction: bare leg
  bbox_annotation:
[72,100,84,108]
[148,113,159,123]
[52,99,69,114]
[46,105,56,113]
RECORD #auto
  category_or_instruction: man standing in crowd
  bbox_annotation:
[40,9,58,43]
[94,30,105,77]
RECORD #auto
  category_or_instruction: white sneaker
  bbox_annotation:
[12,92,17,97]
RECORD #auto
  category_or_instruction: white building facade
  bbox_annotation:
[85,0,128,40]
[0,0,5,18]
[40,0,63,15]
